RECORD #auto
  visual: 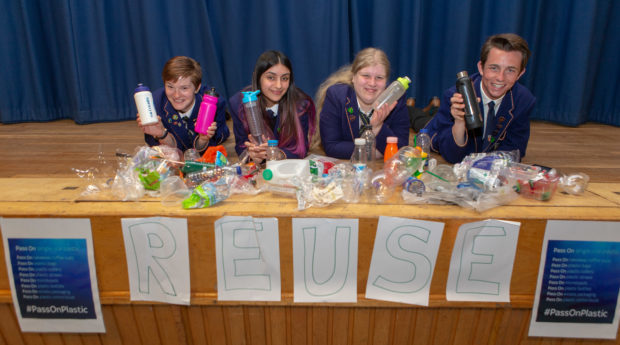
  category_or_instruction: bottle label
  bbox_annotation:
[353,163,366,172]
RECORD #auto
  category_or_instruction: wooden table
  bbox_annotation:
[1,178,619,344]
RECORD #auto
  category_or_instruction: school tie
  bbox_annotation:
[485,101,496,144]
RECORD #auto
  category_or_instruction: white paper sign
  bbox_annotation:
[293,218,358,303]
[214,216,281,301]
[365,216,444,306]
[446,219,520,302]
[121,217,190,305]
[1,218,105,333]
[529,220,620,339]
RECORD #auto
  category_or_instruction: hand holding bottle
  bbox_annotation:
[369,101,397,134]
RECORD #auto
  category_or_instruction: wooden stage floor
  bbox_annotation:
[0,119,618,182]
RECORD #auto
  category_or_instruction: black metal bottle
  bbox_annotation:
[455,71,483,131]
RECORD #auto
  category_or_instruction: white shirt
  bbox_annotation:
[479,87,504,137]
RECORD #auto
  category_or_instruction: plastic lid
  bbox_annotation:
[135,83,150,92]
[354,138,366,145]
[419,128,429,134]
[206,87,219,97]
[242,90,261,103]
[262,169,273,181]
[268,139,278,147]
[397,76,411,90]
[386,136,398,144]
[456,71,469,79]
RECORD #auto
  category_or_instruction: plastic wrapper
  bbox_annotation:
[453,150,519,181]
[328,163,369,203]
[512,166,560,201]
[133,146,183,191]
[402,182,519,212]
[159,176,192,206]
[559,172,589,195]
[306,154,338,177]
[72,146,118,195]
[296,175,344,210]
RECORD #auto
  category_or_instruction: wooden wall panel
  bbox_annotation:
[1,304,619,344]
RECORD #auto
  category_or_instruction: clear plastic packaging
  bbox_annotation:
[559,173,589,195]
[242,90,265,144]
[307,154,338,177]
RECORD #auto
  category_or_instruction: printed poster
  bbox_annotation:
[529,220,620,339]
[1,218,105,333]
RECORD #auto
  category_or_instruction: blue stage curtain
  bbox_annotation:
[0,0,618,126]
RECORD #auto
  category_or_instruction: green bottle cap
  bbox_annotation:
[262,169,273,181]
[397,76,411,90]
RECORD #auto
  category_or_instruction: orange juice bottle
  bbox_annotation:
[384,136,398,162]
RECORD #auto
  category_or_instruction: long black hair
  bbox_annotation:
[250,50,315,157]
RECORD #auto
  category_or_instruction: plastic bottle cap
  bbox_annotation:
[262,169,273,181]
[456,71,468,79]
[386,136,398,144]
[242,90,261,103]
[268,139,278,147]
[419,128,429,134]
[397,76,411,90]
[354,138,366,145]
[135,83,150,92]
[206,87,219,97]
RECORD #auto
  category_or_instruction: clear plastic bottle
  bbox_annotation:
[182,181,230,209]
[134,83,158,125]
[195,87,219,134]
[360,128,376,161]
[351,138,368,171]
[384,136,398,162]
[415,128,431,155]
[373,76,411,111]
[455,71,483,131]
[266,139,286,161]
[242,90,265,145]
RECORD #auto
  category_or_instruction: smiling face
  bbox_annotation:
[259,63,291,107]
[352,64,387,110]
[164,77,199,113]
[477,47,526,100]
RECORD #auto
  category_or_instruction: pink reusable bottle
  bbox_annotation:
[195,87,219,134]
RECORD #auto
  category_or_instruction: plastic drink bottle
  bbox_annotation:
[415,128,431,155]
[242,90,265,145]
[195,87,219,134]
[384,136,398,162]
[266,140,286,161]
[351,138,368,171]
[373,76,411,111]
[360,128,376,161]
[455,71,483,131]
[134,83,158,125]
